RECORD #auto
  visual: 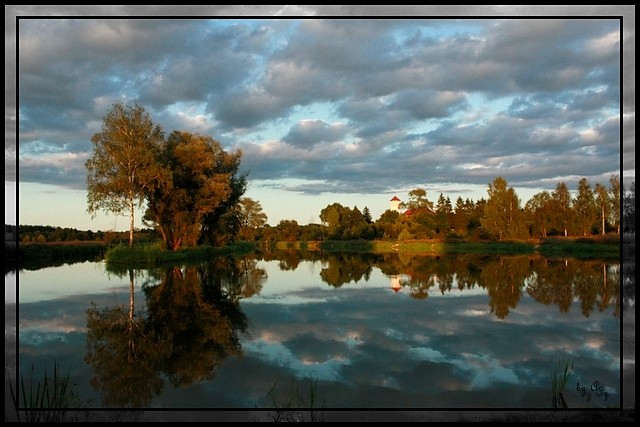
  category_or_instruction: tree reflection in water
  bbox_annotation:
[315,252,621,320]
[85,258,266,407]
[84,251,626,407]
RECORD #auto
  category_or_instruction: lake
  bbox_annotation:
[10,251,624,410]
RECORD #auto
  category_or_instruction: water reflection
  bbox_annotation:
[85,258,266,407]
[13,250,631,408]
[313,252,620,319]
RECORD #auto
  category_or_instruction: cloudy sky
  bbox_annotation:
[6,6,635,230]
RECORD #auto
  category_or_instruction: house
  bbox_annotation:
[390,196,414,217]
[390,196,402,212]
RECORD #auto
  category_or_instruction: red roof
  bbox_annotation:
[390,196,401,201]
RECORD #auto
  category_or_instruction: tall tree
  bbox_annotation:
[144,131,244,250]
[551,182,572,237]
[481,177,523,240]
[362,206,373,224]
[594,182,610,235]
[319,203,346,240]
[405,188,434,212]
[434,193,453,235]
[452,196,468,235]
[525,190,553,238]
[199,149,247,246]
[573,178,597,236]
[86,103,167,247]
[238,197,268,241]
[608,174,621,234]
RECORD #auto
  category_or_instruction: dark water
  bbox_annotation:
[11,251,627,409]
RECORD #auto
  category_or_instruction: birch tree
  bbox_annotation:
[86,103,167,247]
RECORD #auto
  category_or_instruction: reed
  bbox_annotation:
[6,361,89,422]
[551,358,573,409]
[265,377,326,422]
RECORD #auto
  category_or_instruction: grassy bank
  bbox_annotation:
[312,236,621,258]
[104,241,257,267]
[371,240,535,255]
[536,236,620,259]
[17,235,622,269]
[17,241,107,270]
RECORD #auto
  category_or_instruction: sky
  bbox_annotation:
[6,6,636,231]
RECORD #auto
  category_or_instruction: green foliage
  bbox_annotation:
[87,102,167,247]
[320,240,374,252]
[104,242,256,267]
[573,178,598,237]
[538,236,620,259]
[319,202,372,240]
[238,197,268,241]
[481,177,526,240]
[144,131,245,250]
[397,228,413,241]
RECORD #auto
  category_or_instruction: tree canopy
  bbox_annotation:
[87,103,246,250]
[143,131,244,251]
[86,102,168,247]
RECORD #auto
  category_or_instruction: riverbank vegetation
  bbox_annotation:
[9,102,634,265]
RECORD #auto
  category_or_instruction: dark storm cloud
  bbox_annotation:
[8,6,633,199]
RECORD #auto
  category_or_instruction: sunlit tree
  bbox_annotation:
[434,193,453,236]
[144,131,243,250]
[525,190,553,238]
[481,177,524,240]
[608,174,621,234]
[594,182,610,235]
[238,197,268,241]
[551,182,572,237]
[573,178,597,236]
[86,102,167,247]
[404,188,434,212]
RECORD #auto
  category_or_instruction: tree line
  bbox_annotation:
[261,175,629,243]
[10,101,634,248]
[12,176,633,246]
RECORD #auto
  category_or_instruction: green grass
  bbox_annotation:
[324,239,541,255]
[537,237,620,259]
[309,237,621,258]
[104,241,257,267]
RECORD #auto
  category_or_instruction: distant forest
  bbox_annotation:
[6,177,635,246]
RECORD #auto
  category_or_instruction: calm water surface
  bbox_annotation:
[15,251,622,409]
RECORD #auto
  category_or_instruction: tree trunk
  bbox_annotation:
[128,268,135,363]
[129,197,135,247]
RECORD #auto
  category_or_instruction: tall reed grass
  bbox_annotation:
[6,361,89,422]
